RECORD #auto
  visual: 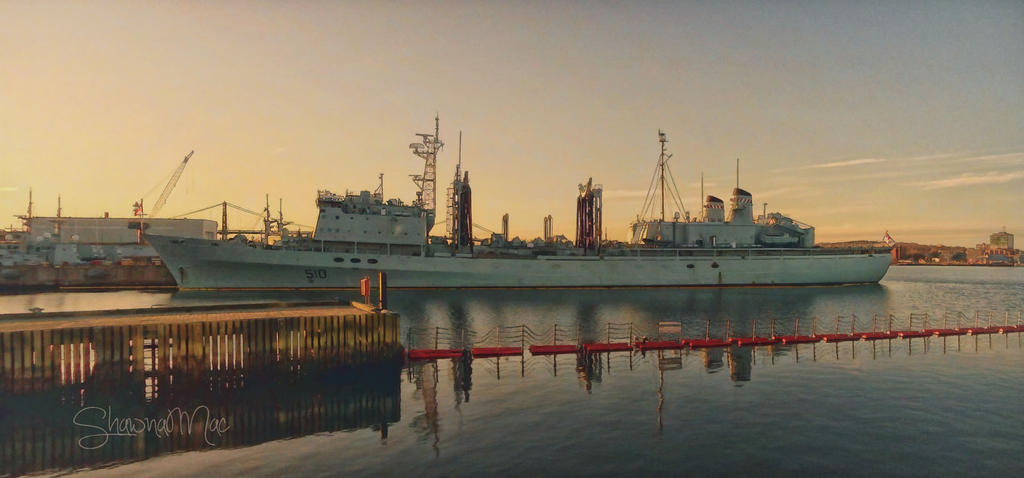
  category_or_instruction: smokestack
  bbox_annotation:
[704,196,725,222]
[728,188,754,224]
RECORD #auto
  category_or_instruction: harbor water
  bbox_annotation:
[1,266,1023,476]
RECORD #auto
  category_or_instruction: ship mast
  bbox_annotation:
[631,130,688,242]
[409,115,443,212]
[447,131,463,240]
[659,130,667,222]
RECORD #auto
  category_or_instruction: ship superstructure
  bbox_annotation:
[146,119,892,290]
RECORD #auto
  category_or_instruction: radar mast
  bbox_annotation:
[409,115,444,212]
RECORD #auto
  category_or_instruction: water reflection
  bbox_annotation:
[388,285,892,347]
[0,311,403,477]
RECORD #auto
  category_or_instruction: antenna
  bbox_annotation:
[700,171,704,220]
[659,129,667,222]
[24,187,33,232]
[458,130,462,169]
[736,158,740,190]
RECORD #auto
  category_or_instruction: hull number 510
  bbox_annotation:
[304,269,328,282]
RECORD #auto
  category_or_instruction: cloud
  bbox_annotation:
[920,170,1024,190]
[782,152,961,173]
[961,152,1024,162]
[808,158,887,169]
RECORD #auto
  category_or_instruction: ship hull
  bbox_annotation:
[147,235,891,290]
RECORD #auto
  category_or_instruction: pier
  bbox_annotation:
[0,304,402,477]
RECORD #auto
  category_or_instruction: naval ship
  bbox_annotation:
[147,119,892,290]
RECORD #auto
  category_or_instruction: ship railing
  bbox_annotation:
[942,310,1022,330]
[530,324,581,346]
[474,325,538,349]
[602,322,635,344]
[406,326,475,350]
[609,246,890,258]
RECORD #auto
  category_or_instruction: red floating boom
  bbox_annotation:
[472,347,523,358]
[817,333,859,343]
[688,338,730,348]
[635,340,687,350]
[855,331,899,341]
[529,344,579,355]
[923,328,964,337]
[408,349,465,360]
[895,330,932,339]
[731,337,779,347]
[774,335,822,344]
[967,327,999,335]
[583,342,633,353]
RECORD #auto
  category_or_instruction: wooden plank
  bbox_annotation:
[314,316,323,363]
[131,325,144,379]
[344,315,354,363]
[119,325,131,380]
[0,332,8,395]
[30,330,42,392]
[13,331,26,393]
[190,322,202,377]
[40,329,53,389]
[224,319,234,370]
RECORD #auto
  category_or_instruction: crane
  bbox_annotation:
[149,150,193,218]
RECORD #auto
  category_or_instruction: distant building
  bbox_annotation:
[27,217,217,244]
[990,230,1014,250]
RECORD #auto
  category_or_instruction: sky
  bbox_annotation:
[1,1,1022,246]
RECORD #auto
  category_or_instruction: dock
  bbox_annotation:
[0,302,402,395]
[0,301,402,477]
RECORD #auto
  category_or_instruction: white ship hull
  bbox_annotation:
[148,235,891,290]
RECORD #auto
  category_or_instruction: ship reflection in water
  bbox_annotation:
[3,267,1024,476]
[0,312,403,477]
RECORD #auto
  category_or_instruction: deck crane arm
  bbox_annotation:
[150,150,193,217]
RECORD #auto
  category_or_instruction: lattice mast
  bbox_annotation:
[447,132,462,239]
[409,115,444,212]
[447,131,473,252]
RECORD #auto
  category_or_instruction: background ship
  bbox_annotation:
[147,119,892,290]
[1,157,217,290]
